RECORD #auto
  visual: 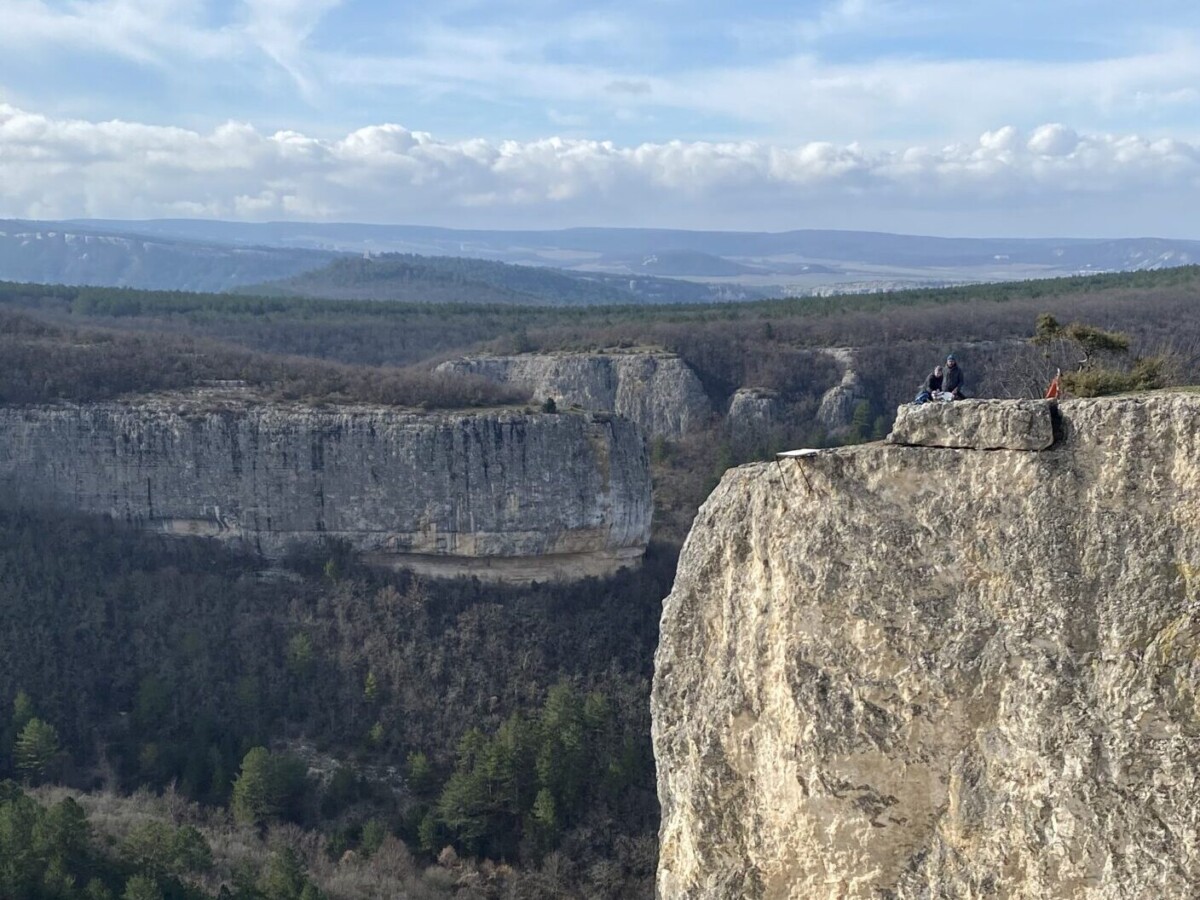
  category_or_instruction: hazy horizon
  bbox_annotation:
[12,216,1193,244]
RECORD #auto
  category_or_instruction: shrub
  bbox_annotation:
[1061,368,1134,397]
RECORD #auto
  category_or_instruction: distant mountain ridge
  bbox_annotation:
[0,220,335,292]
[248,252,760,305]
[0,217,1194,299]
[73,218,1200,271]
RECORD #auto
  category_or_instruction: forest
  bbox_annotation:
[1,266,1198,897]
[248,254,638,306]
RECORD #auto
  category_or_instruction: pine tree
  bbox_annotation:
[259,847,310,900]
[231,747,305,826]
[14,717,59,782]
[231,747,277,825]
[122,874,162,900]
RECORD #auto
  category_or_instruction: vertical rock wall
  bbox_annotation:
[654,395,1200,898]
[0,397,653,581]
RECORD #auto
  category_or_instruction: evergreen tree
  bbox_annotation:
[231,747,277,825]
[122,874,162,900]
[14,717,60,782]
[528,787,559,855]
[231,747,306,826]
[12,690,34,731]
[259,847,322,900]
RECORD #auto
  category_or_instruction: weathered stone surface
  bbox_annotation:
[654,394,1200,898]
[726,388,783,447]
[436,351,712,438]
[0,395,652,581]
[816,369,869,433]
[889,397,1056,450]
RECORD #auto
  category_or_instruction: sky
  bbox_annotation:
[2,0,1200,236]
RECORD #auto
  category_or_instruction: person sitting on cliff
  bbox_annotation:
[914,365,943,404]
[940,354,964,400]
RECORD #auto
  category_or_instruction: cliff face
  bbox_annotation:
[0,396,652,581]
[653,395,1200,898]
[436,352,712,439]
[817,369,869,434]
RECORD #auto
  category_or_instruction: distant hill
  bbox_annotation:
[0,220,334,292]
[6,217,1191,298]
[248,252,757,305]
[620,250,761,277]
[249,253,634,305]
[75,218,1200,271]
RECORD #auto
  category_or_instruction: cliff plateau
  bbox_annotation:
[435,351,712,439]
[0,395,652,581]
[654,395,1200,898]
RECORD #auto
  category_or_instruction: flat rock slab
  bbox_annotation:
[888,398,1056,450]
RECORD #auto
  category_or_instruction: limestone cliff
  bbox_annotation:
[654,395,1200,898]
[817,369,870,434]
[0,394,652,581]
[726,388,783,437]
[436,351,712,438]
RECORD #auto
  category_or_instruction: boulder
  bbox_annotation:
[888,398,1056,450]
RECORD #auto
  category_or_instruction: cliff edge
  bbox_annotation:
[0,395,652,581]
[653,395,1200,898]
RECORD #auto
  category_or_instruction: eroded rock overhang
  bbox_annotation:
[0,396,653,583]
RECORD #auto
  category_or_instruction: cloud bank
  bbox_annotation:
[2,104,1198,235]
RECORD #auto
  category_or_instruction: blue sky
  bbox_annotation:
[2,0,1200,234]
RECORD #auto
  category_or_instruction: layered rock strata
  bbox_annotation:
[654,394,1200,898]
[436,352,712,439]
[0,395,652,581]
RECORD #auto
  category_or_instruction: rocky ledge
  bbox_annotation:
[889,397,1056,450]
[0,395,652,582]
[654,394,1200,898]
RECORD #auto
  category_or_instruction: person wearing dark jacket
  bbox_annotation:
[942,354,963,398]
[925,365,944,393]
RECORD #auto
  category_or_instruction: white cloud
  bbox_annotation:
[1,103,1199,234]
[1027,124,1079,157]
